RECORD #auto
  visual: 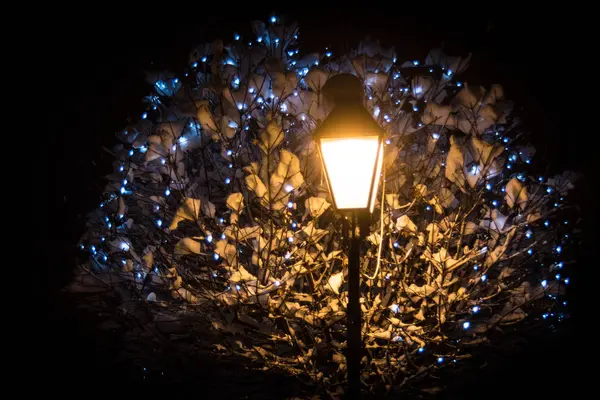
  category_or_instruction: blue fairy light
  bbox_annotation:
[129,150,134,156]
[120,187,126,194]
[192,62,198,68]
[457,82,463,87]
[165,188,171,196]
[257,37,263,43]
[174,78,179,84]
[557,261,564,269]
[393,242,399,248]
[119,165,124,172]
[229,163,233,168]
[156,219,162,227]
[233,77,240,85]
[413,106,419,112]
[220,233,226,240]
[390,304,400,313]
[556,246,562,254]
[270,15,277,23]
[564,278,570,284]
[503,137,508,143]
[287,201,294,208]
[201,56,207,62]
[219,218,224,224]
[525,159,531,164]
[236,284,241,291]
[492,200,498,207]
[525,231,532,239]
[563,301,567,306]
[413,60,419,65]
[481,275,487,282]
[288,237,294,243]
[234,33,240,40]
[472,306,480,313]
[541,280,548,288]
[546,187,553,194]
[292,222,297,228]
[544,220,550,227]
[108,222,112,228]
[474,265,479,271]
[326,51,332,57]
[437,357,444,363]
[542,313,549,319]
[538,176,544,182]
[418,347,424,353]
[123,179,128,186]
[527,249,533,255]
[142,112,147,119]
[555,274,561,280]
[226,149,233,156]
[225,178,231,184]
[486,183,492,190]
[284,252,291,260]
[213,253,219,260]
[446,69,453,76]
[463,321,470,330]
[136,272,142,279]
[103,255,108,262]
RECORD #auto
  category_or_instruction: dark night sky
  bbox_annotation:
[41,9,594,398]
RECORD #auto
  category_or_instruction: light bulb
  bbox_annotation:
[142,112,147,119]
[541,280,548,288]
[556,246,562,254]
[285,184,294,192]
[165,188,171,196]
[463,321,470,329]
[156,219,162,227]
[481,274,487,282]
[472,306,480,313]
[274,280,280,287]
[432,132,440,140]
[418,347,424,353]
[201,56,207,62]
[437,357,444,363]
[129,150,134,156]
[390,304,400,313]
[206,235,213,243]
[119,165,124,172]
[528,249,533,255]
[413,60,419,65]
[284,252,291,260]
[213,253,219,260]
[270,16,276,23]
[225,178,231,184]
[192,62,198,68]
[234,34,240,40]
[220,233,226,240]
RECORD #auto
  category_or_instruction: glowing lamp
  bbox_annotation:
[314,74,385,214]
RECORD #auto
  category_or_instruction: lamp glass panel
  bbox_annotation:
[369,143,384,213]
[320,136,379,210]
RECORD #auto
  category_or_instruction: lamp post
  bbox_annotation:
[314,74,385,398]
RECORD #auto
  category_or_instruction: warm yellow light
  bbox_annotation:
[369,143,384,213]
[320,136,381,210]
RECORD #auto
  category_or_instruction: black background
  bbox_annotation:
[42,9,594,398]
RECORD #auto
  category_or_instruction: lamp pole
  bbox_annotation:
[346,213,362,399]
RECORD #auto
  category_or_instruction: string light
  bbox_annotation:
[165,188,171,196]
[437,357,444,363]
[418,347,424,353]
[462,321,470,330]
[156,219,162,227]
[472,306,480,313]
[206,235,213,243]
[390,304,400,313]
[541,280,548,288]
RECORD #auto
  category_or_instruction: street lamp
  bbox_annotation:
[314,73,385,398]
